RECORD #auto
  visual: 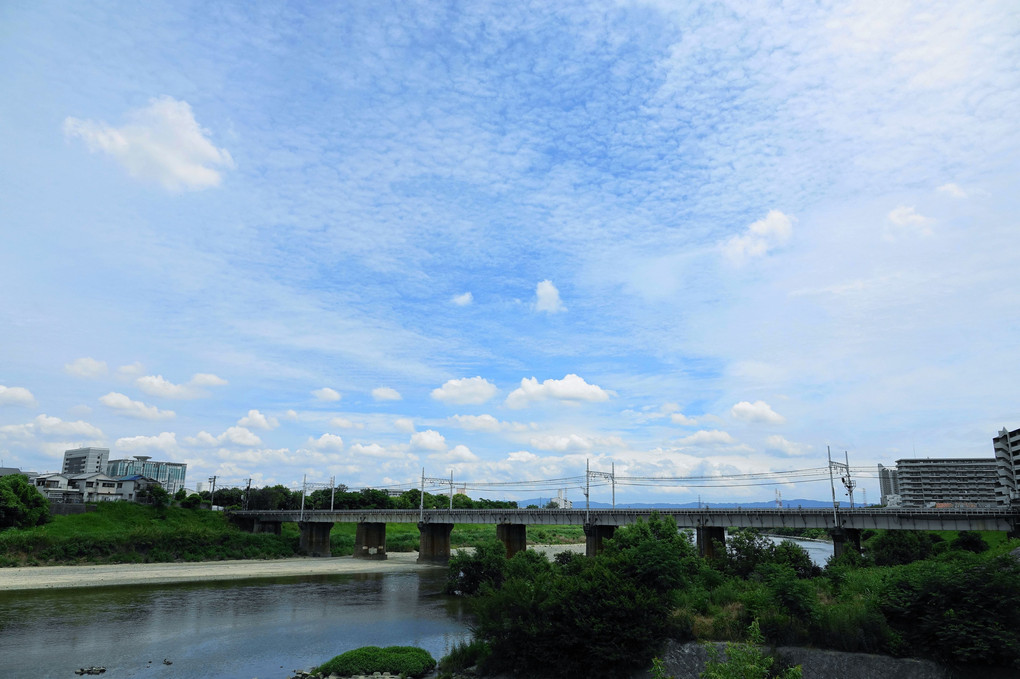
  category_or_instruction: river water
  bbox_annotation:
[0,570,471,679]
[0,538,830,679]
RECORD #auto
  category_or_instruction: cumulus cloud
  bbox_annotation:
[394,418,416,433]
[534,279,566,313]
[431,376,498,405]
[115,432,178,454]
[887,206,933,235]
[449,414,501,432]
[329,416,363,429]
[730,400,786,425]
[671,412,698,426]
[452,292,473,306]
[505,374,611,409]
[237,409,279,430]
[937,183,968,198]
[99,392,176,420]
[430,444,478,462]
[0,414,103,440]
[372,387,402,401]
[766,435,811,456]
[116,362,145,379]
[312,387,342,402]
[65,357,107,378]
[410,429,447,451]
[507,451,538,463]
[349,442,408,459]
[136,373,228,399]
[63,96,234,191]
[309,433,344,451]
[0,385,36,407]
[185,426,261,447]
[677,430,736,446]
[529,433,592,452]
[723,210,794,263]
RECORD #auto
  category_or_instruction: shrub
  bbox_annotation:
[0,475,50,530]
[437,638,491,674]
[950,531,989,553]
[315,645,436,678]
[702,620,802,679]
[445,539,507,595]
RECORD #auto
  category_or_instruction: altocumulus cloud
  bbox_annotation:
[63,96,234,191]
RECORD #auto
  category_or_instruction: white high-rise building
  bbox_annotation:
[993,426,1020,506]
[62,447,109,475]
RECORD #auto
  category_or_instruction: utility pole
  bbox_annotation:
[330,475,336,511]
[827,447,838,526]
[299,474,306,521]
[584,458,591,524]
[844,450,856,508]
[419,468,425,523]
[448,470,454,510]
[243,478,251,510]
[208,475,217,510]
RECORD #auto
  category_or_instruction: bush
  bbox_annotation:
[315,646,436,678]
[950,531,989,553]
[0,475,50,530]
[445,539,507,595]
[702,621,802,679]
[438,638,491,675]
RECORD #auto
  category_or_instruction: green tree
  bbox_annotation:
[0,474,50,529]
[702,621,802,679]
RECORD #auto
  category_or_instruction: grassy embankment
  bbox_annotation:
[0,502,584,566]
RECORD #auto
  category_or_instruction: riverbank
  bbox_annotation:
[0,544,587,591]
[0,552,437,591]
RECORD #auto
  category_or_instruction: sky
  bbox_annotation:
[1,0,1018,505]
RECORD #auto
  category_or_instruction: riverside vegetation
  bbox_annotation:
[437,514,1020,678]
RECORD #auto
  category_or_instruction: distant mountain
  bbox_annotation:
[515,498,837,509]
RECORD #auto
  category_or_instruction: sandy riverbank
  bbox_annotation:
[0,544,588,592]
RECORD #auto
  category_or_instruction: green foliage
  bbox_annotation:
[950,530,989,553]
[719,529,777,578]
[438,638,491,674]
[0,474,50,530]
[701,621,802,679]
[315,645,436,678]
[865,530,941,566]
[445,539,508,595]
[879,554,1020,667]
[180,493,202,509]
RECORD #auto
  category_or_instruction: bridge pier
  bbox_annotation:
[831,527,862,559]
[696,526,726,559]
[584,524,616,557]
[298,521,333,557]
[417,522,453,564]
[496,524,527,558]
[354,521,387,560]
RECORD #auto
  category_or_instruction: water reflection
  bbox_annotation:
[0,570,470,679]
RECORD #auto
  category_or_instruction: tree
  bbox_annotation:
[173,488,187,503]
[0,474,50,529]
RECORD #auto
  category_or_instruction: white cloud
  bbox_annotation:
[329,416,363,429]
[312,387,342,402]
[730,400,786,425]
[529,434,592,452]
[677,430,737,446]
[431,376,498,405]
[505,374,611,409]
[116,362,145,379]
[309,433,345,451]
[115,432,178,454]
[394,417,416,433]
[63,96,234,191]
[765,435,811,457]
[534,279,566,313]
[937,183,968,198]
[184,431,219,447]
[190,373,228,387]
[372,387,402,401]
[410,429,447,451]
[220,426,262,447]
[507,451,538,464]
[723,210,794,263]
[0,414,103,440]
[0,385,36,407]
[349,442,408,460]
[65,357,107,378]
[136,373,227,399]
[887,206,933,235]
[99,392,176,420]
[237,409,279,430]
[449,413,501,432]
[430,444,478,462]
[452,292,473,306]
[671,413,698,426]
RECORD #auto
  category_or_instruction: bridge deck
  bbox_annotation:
[229,507,1018,532]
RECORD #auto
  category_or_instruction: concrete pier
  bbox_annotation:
[298,521,333,557]
[831,527,862,559]
[583,523,616,557]
[353,521,387,560]
[417,522,454,564]
[696,526,726,559]
[496,523,527,558]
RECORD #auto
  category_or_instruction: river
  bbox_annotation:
[0,570,471,679]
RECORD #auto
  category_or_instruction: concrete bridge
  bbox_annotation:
[228,506,1019,563]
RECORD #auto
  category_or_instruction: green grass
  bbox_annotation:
[315,645,436,677]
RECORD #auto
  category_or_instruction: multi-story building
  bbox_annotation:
[877,464,900,506]
[62,447,109,475]
[893,458,998,508]
[106,456,187,494]
[993,426,1020,506]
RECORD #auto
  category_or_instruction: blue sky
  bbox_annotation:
[2,0,1018,504]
